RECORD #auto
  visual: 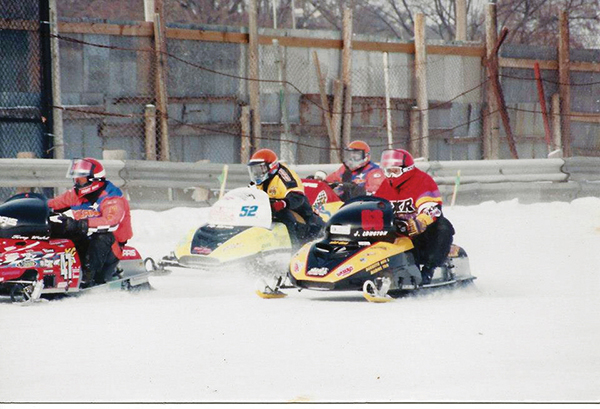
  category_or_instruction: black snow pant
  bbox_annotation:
[411,215,455,273]
[71,232,120,284]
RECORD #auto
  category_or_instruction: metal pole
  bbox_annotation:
[383,52,393,149]
[144,104,157,160]
[272,0,278,29]
[144,0,155,22]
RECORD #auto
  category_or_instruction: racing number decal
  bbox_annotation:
[361,209,384,231]
[240,205,258,217]
[60,252,75,280]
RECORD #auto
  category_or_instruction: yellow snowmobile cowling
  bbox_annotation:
[290,237,414,286]
[162,187,297,270]
[276,198,476,301]
[175,223,292,267]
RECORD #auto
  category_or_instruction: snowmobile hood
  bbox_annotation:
[326,197,396,243]
[289,237,414,289]
[0,194,50,239]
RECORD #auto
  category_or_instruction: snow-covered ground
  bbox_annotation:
[1,198,599,403]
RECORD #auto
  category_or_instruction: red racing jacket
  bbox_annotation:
[48,181,133,258]
[374,168,443,235]
[325,161,385,195]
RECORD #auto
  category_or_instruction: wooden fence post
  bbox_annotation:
[240,105,252,164]
[455,0,467,41]
[153,0,170,161]
[312,51,338,162]
[558,10,572,157]
[248,0,262,151]
[414,13,429,159]
[409,107,420,155]
[331,79,344,161]
[551,93,563,154]
[533,62,553,153]
[486,28,518,159]
[341,7,354,148]
[484,3,499,159]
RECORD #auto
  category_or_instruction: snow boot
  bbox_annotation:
[420,266,434,285]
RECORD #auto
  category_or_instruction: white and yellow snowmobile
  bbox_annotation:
[256,197,476,302]
[159,187,319,273]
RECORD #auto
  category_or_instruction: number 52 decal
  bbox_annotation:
[239,205,258,217]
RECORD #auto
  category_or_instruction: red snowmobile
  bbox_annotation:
[0,193,153,303]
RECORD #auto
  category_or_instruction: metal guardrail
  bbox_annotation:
[0,158,598,209]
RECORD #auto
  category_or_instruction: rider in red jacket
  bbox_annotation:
[374,149,454,284]
[325,140,385,200]
[49,158,133,287]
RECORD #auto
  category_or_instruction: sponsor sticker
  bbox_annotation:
[336,265,354,277]
[330,225,351,235]
[17,260,37,268]
[354,230,388,237]
[292,260,304,274]
[307,267,329,277]
[365,258,390,275]
[0,216,18,226]
[122,248,138,257]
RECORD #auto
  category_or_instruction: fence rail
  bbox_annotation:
[0,158,597,209]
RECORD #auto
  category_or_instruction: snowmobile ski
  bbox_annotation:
[362,277,394,303]
[255,276,288,299]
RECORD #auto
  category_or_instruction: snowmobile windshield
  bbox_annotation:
[248,162,269,185]
[343,149,366,170]
[66,159,94,179]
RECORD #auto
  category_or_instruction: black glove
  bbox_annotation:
[394,217,409,235]
[62,216,89,236]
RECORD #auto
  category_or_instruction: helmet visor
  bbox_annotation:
[383,166,407,178]
[248,162,269,184]
[66,159,94,179]
[343,149,366,170]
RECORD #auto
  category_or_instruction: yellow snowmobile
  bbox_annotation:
[159,187,320,273]
[256,197,476,302]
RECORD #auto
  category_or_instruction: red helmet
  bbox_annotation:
[66,158,106,197]
[343,140,371,171]
[380,149,415,178]
[247,149,279,185]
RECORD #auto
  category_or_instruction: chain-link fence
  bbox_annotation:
[2,1,600,164]
[0,0,51,158]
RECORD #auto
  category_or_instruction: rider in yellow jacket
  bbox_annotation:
[247,149,324,246]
